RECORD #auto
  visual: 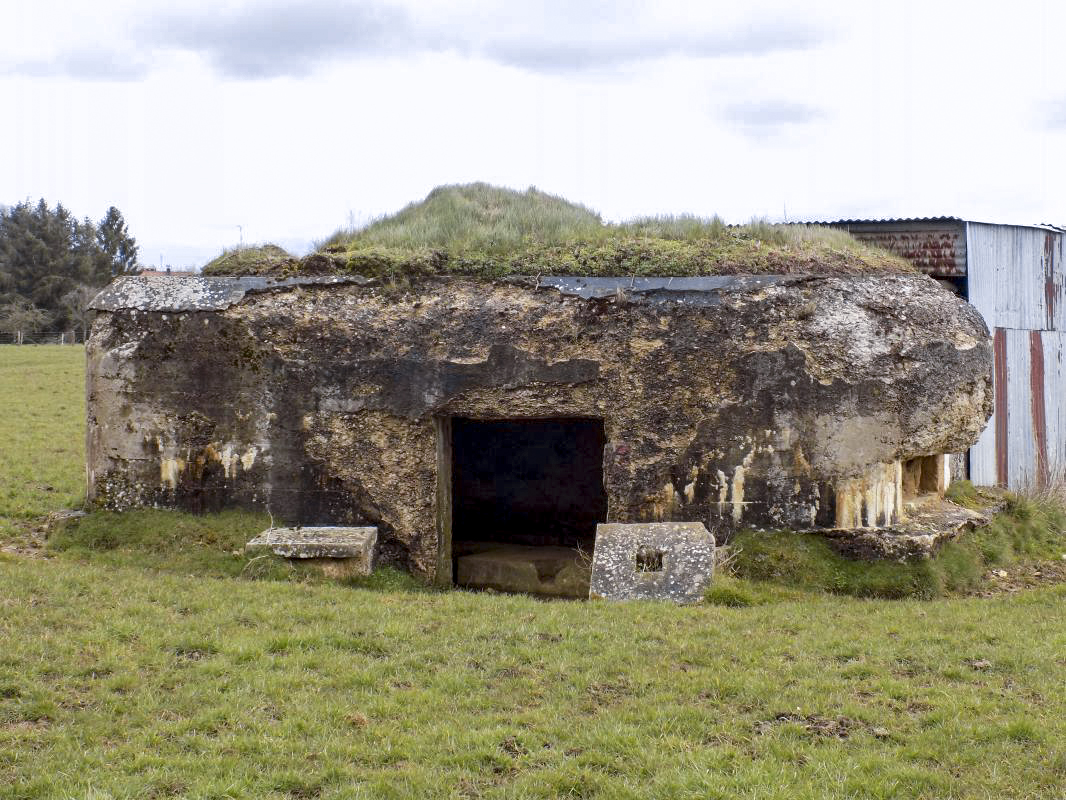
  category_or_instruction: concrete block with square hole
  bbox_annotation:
[589,522,715,603]
[245,526,377,578]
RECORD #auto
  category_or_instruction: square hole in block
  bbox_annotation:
[635,545,664,573]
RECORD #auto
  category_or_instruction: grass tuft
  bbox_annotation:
[703,574,811,606]
[48,508,284,578]
[731,494,1066,599]
[945,479,982,509]
[201,243,293,276]
[205,183,912,279]
[48,509,433,590]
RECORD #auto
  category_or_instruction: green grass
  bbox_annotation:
[202,183,912,280]
[727,495,1066,599]
[0,346,85,541]
[48,508,279,577]
[2,558,1065,798]
[4,337,1066,797]
[202,243,293,276]
[47,507,429,591]
[944,479,983,509]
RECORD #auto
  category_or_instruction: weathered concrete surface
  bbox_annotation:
[245,525,377,566]
[589,522,716,603]
[456,544,591,597]
[87,273,993,581]
[819,497,991,561]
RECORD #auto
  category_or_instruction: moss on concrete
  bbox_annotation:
[202,244,294,276]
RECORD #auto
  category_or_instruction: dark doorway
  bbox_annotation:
[449,417,607,596]
[452,417,607,548]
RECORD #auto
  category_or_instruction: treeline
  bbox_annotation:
[0,199,140,341]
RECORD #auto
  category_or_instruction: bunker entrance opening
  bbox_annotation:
[449,417,607,597]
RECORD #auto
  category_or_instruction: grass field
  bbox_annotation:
[0,345,85,542]
[1,346,1065,798]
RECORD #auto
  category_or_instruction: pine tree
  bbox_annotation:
[95,206,139,279]
[0,199,140,330]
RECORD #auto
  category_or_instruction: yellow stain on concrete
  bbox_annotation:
[729,450,757,523]
[160,457,185,489]
[683,465,698,503]
[630,338,665,357]
[157,438,261,488]
[834,460,903,529]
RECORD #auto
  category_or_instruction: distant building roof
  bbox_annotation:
[807,217,1065,233]
[139,268,199,277]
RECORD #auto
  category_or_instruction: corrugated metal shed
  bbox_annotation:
[970,328,1066,487]
[966,223,1064,487]
[822,218,967,277]
[967,222,1064,331]
[809,217,1066,489]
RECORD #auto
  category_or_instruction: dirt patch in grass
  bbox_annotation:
[975,557,1066,596]
[755,713,862,739]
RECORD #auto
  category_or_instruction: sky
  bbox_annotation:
[2,0,1065,268]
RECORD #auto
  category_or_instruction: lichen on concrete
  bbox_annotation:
[589,522,716,603]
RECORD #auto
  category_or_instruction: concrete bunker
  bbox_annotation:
[86,272,994,592]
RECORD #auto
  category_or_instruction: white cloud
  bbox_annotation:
[1,0,1064,265]
[5,0,833,81]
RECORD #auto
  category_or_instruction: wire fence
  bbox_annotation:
[0,329,88,345]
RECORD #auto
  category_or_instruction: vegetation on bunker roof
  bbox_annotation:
[201,183,914,279]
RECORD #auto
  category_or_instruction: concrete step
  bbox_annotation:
[245,526,377,578]
[456,544,592,598]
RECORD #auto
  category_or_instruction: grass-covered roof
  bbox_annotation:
[202,183,912,278]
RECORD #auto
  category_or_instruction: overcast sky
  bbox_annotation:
[2,0,1065,268]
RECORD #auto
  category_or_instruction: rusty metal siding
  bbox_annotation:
[965,223,1066,488]
[1042,331,1066,482]
[834,220,967,276]
[966,222,1063,332]
[969,326,1066,488]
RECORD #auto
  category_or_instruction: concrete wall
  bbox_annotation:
[87,274,992,580]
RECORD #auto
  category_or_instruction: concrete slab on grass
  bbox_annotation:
[245,526,377,576]
[590,522,715,603]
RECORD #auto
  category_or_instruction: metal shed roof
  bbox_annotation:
[807,217,1064,233]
